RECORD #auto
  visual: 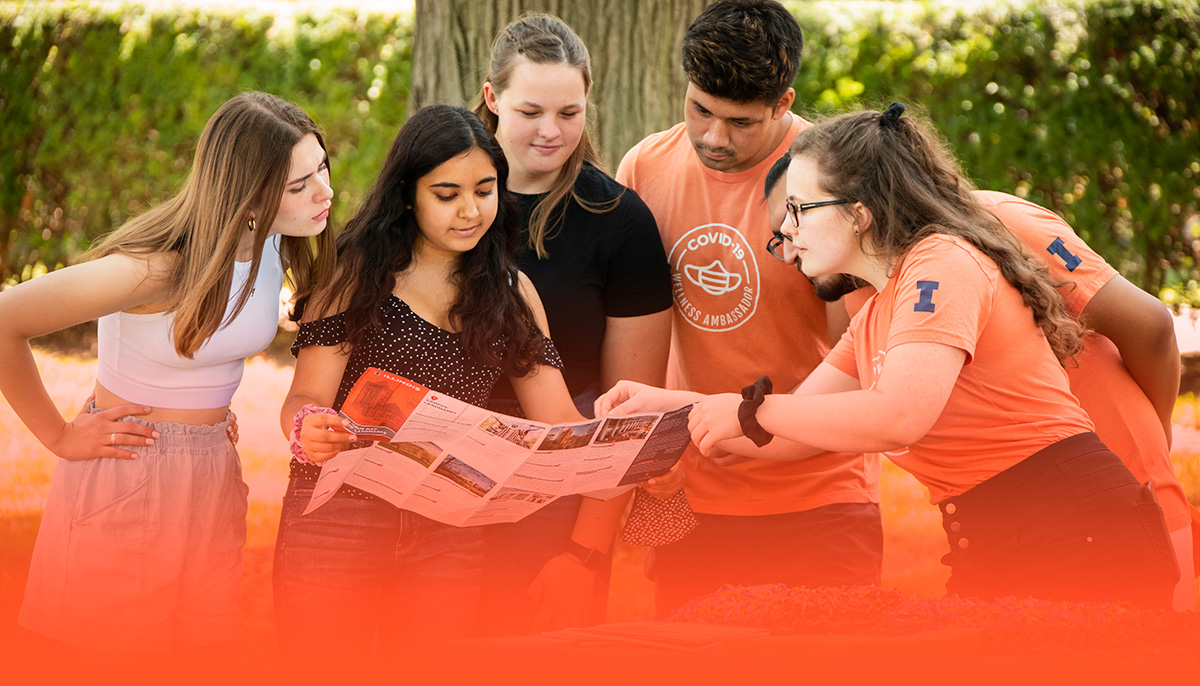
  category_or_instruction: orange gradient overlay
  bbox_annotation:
[2,351,1197,685]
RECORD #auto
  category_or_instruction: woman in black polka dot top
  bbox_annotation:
[271,105,628,672]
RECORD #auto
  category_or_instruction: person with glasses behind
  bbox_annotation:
[615,0,882,617]
[601,104,1179,607]
[763,153,863,342]
[765,151,1194,611]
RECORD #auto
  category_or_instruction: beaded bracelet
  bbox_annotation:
[290,403,338,464]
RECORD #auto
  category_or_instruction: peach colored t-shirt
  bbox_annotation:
[825,235,1094,504]
[617,117,878,515]
[976,191,1189,530]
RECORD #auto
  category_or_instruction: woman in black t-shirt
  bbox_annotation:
[273,105,628,677]
[471,14,674,635]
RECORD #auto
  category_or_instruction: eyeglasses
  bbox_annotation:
[767,198,852,262]
[785,198,851,227]
[766,230,791,262]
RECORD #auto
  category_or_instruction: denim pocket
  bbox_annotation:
[1014,499,1089,552]
[1136,496,1181,587]
[274,481,314,558]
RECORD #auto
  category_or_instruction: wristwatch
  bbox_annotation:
[563,540,606,573]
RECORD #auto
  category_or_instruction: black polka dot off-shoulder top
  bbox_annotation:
[288,295,563,495]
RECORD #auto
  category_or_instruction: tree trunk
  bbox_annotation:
[409,0,707,170]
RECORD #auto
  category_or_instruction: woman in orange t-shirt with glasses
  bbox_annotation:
[598,104,1179,608]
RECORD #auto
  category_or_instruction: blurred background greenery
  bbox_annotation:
[2,0,1197,306]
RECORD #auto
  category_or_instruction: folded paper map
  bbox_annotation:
[303,368,693,526]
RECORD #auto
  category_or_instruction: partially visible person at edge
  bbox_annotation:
[614,0,883,616]
[272,105,629,678]
[470,13,673,635]
[604,104,1179,608]
[764,153,1194,611]
[0,92,335,653]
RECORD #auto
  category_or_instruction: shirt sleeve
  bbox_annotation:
[536,334,565,370]
[602,188,673,317]
[615,143,639,189]
[824,327,859,378]
[986,196,1117,316]
[885,236,997,363]
[290,312,348,356]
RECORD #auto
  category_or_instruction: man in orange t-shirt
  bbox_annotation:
[615,0,881,615]
[976,191,1193,610]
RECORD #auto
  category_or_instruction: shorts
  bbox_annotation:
[18,409,248,653]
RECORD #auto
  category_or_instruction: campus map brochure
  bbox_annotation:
[302,367,694,526]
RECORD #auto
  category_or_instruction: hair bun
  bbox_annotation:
[880,102,906,130]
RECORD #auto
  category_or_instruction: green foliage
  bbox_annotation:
[792,0,1199,297]
[2,0,1197,299]
[1,4,411,283]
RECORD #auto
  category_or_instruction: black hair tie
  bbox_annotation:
[880,102,906,130]
[738,375,774,447]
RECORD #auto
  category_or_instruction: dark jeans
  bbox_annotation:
[478,494,613,636]
[651,502,884,617]
[939,432,1178,608]
[272,477,484,674]
[478,386,608,635]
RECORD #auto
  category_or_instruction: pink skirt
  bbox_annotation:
[19,410,248,653]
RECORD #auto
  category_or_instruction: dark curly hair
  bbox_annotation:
[682,0,804,104]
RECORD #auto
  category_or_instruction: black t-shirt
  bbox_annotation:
[490,164,672,405]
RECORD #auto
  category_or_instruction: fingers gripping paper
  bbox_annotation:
[303,368,693,527]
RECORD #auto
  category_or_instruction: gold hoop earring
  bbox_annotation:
[247,217,256,232]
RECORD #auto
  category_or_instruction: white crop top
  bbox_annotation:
[96,234,283,409]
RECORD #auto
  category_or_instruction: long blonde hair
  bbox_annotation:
[790,105,1084,362]
[84,92,336,357]
[472,13,617,259]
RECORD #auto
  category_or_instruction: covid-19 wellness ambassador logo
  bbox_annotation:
[668,223,760,332]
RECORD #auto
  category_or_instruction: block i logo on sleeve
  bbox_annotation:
[914,280,940,313]
[1046,237,1083,271]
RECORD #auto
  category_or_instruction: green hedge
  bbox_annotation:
[3,0,1197,301]
[1,5,411,281]
[793,0,1199,302]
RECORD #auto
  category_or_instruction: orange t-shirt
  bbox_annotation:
[617,117,878,515]
[976,191,1189,530]
[824,235,1094,504]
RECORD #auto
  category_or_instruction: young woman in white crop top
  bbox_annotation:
[0,92,336,655]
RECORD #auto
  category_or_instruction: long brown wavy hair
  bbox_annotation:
[789,105,1084,362]
[472,13,617,259]
[84,92,336,357]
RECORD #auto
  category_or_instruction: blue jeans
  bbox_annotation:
[272,476,484,671]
